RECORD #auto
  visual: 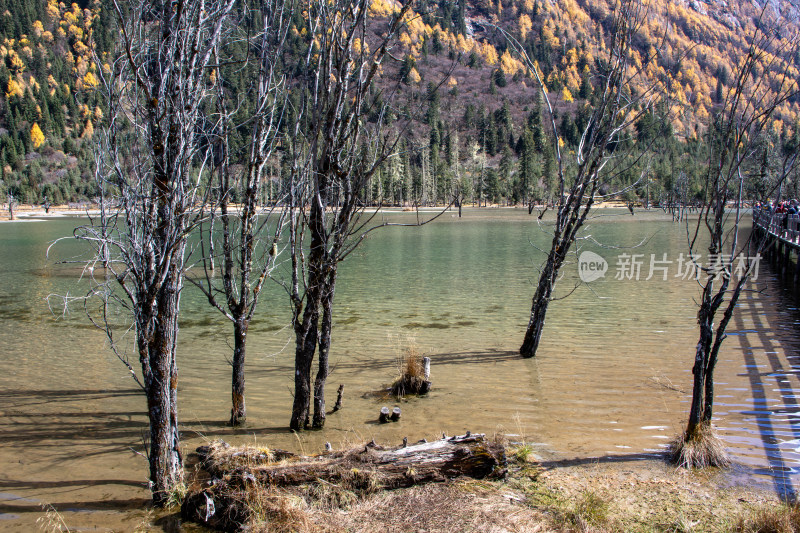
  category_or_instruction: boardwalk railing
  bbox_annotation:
[753,210,800,245]
[753,209,800,280]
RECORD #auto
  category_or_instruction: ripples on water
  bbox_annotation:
[1,209,800,529]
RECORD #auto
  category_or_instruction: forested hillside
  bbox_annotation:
[0,0,798,206]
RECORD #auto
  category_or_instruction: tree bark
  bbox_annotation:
[291,258,323,430]
[520,249,558,357]
[686,281,714,437]
[702,279,745,424]
[313,276,335,428]
[144,263,184,506]
[230,320,248,426]
[291,315,317,430]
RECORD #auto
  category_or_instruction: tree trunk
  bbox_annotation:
[520,250,558,357]
[291,184,327,431]
[146,265,184,506]
[230,320,248,426]
[291,317,316,430]
[686,339,708,438]
[702,280,744,424]
[291,261,323,430]
[313,277,335,428]
[686,283,714,438]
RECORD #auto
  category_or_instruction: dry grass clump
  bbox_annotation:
[245,483,313,533]
[306,467,381,509]
[200,440,296,474]
[731,503,800,533]
[220,468,387,531]
[36,503,71,533]
[314,482,547,532]
[390,345,429,397]
[564,490,612,532]
[526,484,613,533]
[668,423,731,469]
[510,442,536,463]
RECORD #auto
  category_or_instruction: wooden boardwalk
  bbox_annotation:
[752,209,800,280]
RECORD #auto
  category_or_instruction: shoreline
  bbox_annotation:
[0,201,682,222]
[172,438,795,532]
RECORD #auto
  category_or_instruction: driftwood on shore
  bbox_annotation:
[182,433,506,531]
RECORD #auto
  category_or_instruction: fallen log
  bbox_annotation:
[182,433,506,531]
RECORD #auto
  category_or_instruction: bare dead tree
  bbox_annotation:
[670,18,799,468]
[7,192,15,220]
[502,0,661,357]
[65,0,236,505]
[191,1,291,426]
[284,0,444,430]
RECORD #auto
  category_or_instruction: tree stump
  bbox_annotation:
[332,384,344,412]
[391,356,432,396]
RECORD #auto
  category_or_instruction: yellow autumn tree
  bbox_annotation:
[369,0,396,17]
[83,71,98,89]
[30,123,45,149]
[500,49,522,76]
[518,14,532,41]
[5,79,23,98]
[481,41,498,65]
[82,119,94,139]
[407,66,421,84]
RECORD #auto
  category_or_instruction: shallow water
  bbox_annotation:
[1,208,799,530]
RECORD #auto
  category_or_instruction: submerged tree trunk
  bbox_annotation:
[292,309,317,431]
[519,250,558,357]
[230,320,248,426]
[686,287,714,437]
[519,188,593,358]
[291,184,328,430]
[313,276,335,428]
[144,264,184,506]
[291,264,323,430]
[703,280,744,424]
[685,275,745,439]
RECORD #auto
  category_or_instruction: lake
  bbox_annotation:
[1,208,799,531]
